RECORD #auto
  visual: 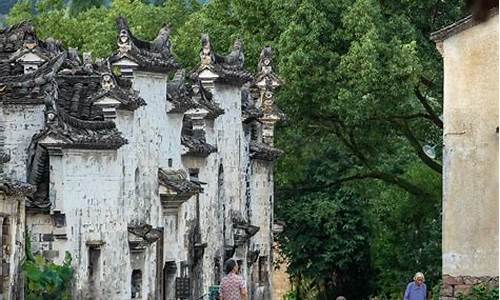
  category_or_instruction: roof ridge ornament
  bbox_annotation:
[194,34,253,86]
[151,24,172,58]
[223,39,244,69]
[200,33,215,66]
[256,46,283,88]
[111,16,179,74]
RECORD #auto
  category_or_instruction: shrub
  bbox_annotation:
[23,235,73,300]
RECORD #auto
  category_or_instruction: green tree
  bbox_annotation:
[69,0,105,16]
[8,0,200,58]
[23,234,73,300]
[277,187,373,299]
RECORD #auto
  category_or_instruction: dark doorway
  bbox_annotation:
[131,269,142,299]
[163,261,177,300]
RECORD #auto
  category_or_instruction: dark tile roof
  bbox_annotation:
[249,141,283,161]
[0,179,35,196]
[167,69,224,118]
[181,135,217,157]
[0,53,64,104]
[128,223,162,247]
[231,211,260,246]
[431,8,498,42]
[191,35,254,85]
[158,168,202,196]
[0,21,62,72]
[181,117,217,157]
[241,85,262,123]
[109,16,180,73]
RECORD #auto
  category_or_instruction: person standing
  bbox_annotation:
[219,259,248,300]
[403,272,427,300]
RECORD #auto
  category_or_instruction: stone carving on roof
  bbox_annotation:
[110,16,179,73]
[247,46,286,152]
[167,69,224,118]
[255,46,286,122]
[0,22,64,75]
[192,34,253,85]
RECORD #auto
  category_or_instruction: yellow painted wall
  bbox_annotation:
[440,13,499,276]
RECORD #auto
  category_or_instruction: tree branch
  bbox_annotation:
[414,88,443,129]
[284,172,430,196]
[395,120,442,174]
[367,113,434,122]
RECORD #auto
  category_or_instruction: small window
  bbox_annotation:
[214,257,221,285]
[168,158,173,167]
[88,247,101,297]
[251,124,259,141]
[131,269,142,298]
[180,261,189,278]
[189,169,199,181]
[258,256,268,285]
[1,217,10,295]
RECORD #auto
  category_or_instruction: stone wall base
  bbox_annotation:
[441,274,499,299]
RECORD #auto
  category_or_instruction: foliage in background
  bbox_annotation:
[23,234,73,300]
[367,163,441,299]
[457,284,499,300]
[8,0,200,58]
[8,0,467,298]
[277,188,372,299]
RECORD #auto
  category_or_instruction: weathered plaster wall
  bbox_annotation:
[126,71,168,226]
[0,104,44,299]
[0,105,44,180]
[27,149,136,299]
[9,69,278,300]
[441,13,498,277]
[0,194,26,300]
[248,160,273,300]
[213,84,245,248]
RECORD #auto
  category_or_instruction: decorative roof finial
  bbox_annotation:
[200,34,215,66]
[116,16,132,54]
[151,24,172,58]
[224,39,244,68]
[258,46,273,76]
[255,46,282,88]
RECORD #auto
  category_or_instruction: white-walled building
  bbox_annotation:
[0,18,283,300]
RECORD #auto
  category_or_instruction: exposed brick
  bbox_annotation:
[454,284,472,296]
[443,274,464,285]
[440,283,454,297]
